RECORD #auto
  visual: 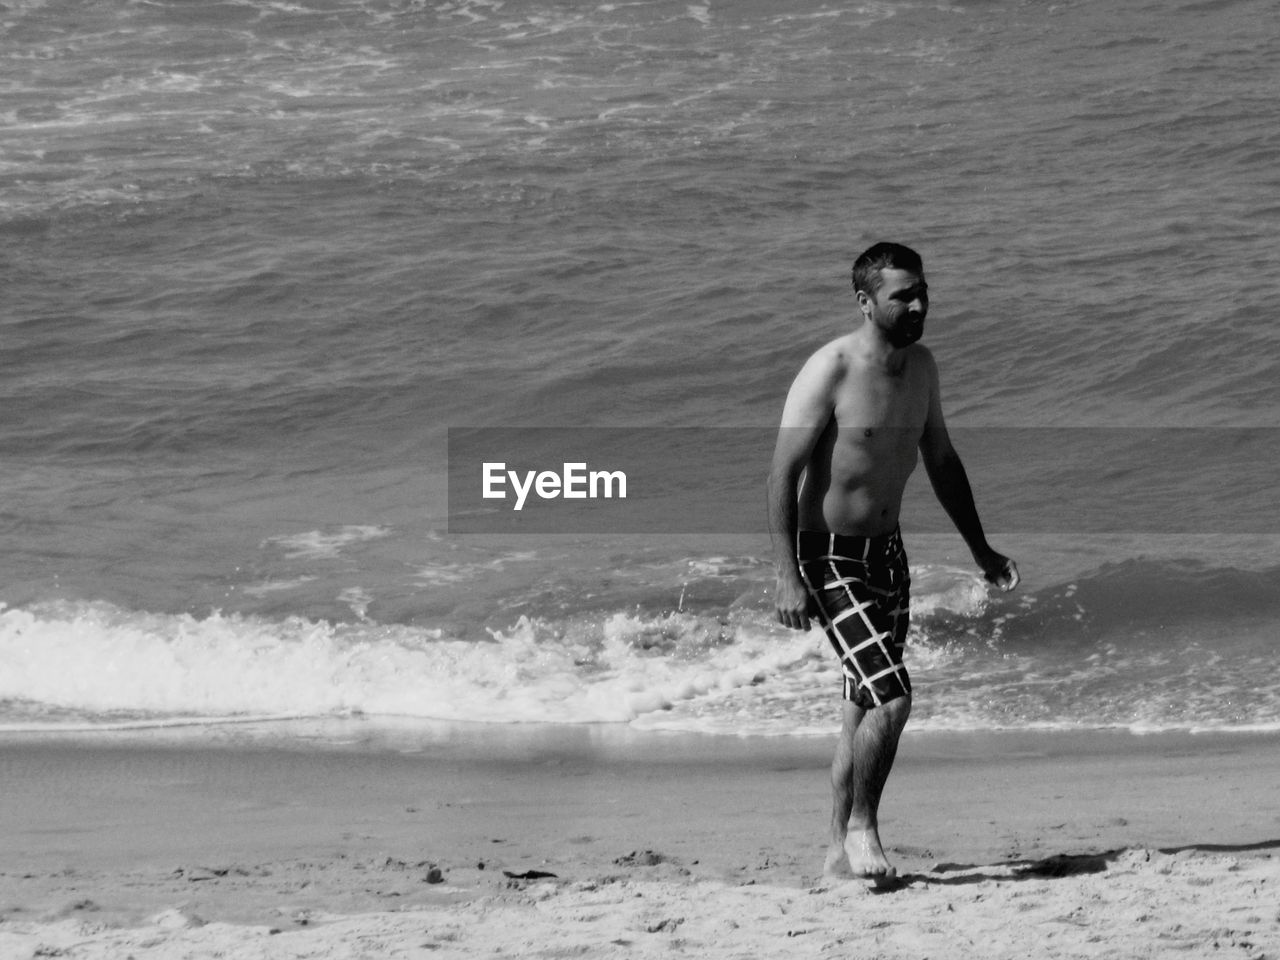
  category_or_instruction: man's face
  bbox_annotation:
[863,267,929,348]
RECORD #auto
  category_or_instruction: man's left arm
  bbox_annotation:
[917,351,1020,591]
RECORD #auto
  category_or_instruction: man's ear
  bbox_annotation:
[855,290,871,314]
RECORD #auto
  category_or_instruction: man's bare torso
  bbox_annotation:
[797,336,933,537]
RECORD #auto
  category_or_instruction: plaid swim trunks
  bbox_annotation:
[796,528,912,709]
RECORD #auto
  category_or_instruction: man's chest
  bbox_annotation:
[831,373,929,430]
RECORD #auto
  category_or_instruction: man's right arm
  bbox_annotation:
[767,350,840,631]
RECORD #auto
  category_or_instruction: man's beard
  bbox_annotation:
[886,320,923,348]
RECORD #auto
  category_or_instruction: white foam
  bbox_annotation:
[0,602,816,728]
[338,587,373,621]
[410,550,537,586]
[241,576,318,597]
[2,576,1274,738]
[5,567,984,734]
[262,525,391,561]
[910,564,990,618]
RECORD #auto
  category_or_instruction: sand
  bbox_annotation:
[1,722,1277,959]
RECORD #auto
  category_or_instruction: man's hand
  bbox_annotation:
[976,549,1020,592]
[774,575,813,631]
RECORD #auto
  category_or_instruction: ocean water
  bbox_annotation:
[2,0,1279,739]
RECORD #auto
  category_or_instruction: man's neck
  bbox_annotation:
[849,320,906,374]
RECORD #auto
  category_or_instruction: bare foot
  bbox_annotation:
[846,827,897,887]
[823,843,855,878]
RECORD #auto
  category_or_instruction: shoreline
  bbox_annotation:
[4,711,1279,752]
[2,724,1277,957]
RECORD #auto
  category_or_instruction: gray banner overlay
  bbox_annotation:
[447,427,1279,534]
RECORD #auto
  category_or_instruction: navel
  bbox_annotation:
[864,428,874,438]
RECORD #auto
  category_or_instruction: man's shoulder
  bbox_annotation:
[802,335,855,376]
[784,337,852,407]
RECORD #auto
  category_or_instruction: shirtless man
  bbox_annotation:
[767,241,1018,884]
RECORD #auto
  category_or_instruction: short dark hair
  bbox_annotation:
[851,242,925,296]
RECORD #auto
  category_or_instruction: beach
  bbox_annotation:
[2,725,1276,958]
[5,0,1280,956]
